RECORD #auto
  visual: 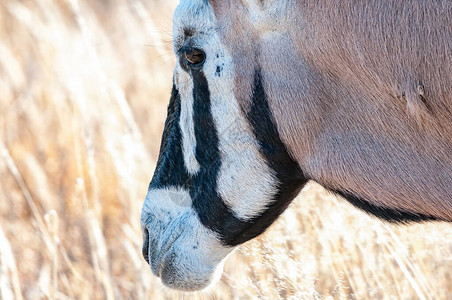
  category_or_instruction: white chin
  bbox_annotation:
[160,259,225,292]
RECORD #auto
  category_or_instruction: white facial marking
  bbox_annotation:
[141,187,233,291]
[205,46,278,220]
[142,187,192,216]
[176,66,200,174]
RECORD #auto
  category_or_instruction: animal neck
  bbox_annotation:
[216,0,452,221]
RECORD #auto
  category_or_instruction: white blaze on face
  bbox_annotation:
[205,45,277,220]
[176,66,200,174]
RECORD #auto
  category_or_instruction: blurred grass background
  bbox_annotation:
[1,0,452,299]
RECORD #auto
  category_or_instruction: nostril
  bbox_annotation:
[142,227,150,265]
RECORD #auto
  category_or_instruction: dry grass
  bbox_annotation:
[1,1,452,299]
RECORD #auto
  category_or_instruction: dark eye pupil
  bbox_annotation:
[184,49,206,65]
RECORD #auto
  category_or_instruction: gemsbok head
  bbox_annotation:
[141,0,452,291]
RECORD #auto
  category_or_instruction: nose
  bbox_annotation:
[142,227,150,265]
[142,225,163,277]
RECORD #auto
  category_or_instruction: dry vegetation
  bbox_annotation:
[1,0,452,299]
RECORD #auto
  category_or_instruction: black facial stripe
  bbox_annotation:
[189,69,293,246]
[148,73,247,246]
[189,70,250,245]
[150,83,191,189]
[191,68,308,246]
[230,69,309,243]
[333,189,443,223]
[150,70,308,247]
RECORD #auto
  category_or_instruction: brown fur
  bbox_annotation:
[210,0,452,219]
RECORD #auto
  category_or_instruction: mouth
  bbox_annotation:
[140,205,231,291]
[141,224,217,291]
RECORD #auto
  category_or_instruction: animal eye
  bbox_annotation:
[183,48,206,66]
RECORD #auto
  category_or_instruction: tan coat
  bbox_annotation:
[211,0,452,220]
